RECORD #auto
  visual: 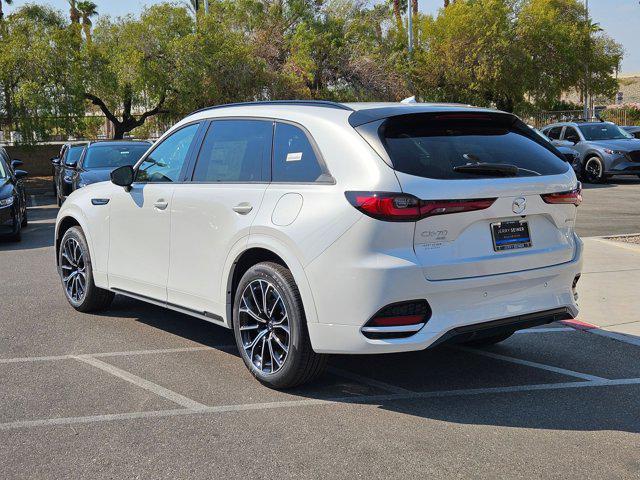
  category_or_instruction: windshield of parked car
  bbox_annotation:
[65,146,86,166]
[377,113,569,179]
[0,160,6,179]
[578,124,633,141]
[83,144,150,169]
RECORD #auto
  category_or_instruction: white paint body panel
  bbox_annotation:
[55,102,583,355]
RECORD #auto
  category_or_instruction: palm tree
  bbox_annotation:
[77,1,97,43]
[0,0,13,21]
[68,0,80,24]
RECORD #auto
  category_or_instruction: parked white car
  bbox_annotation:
[55,101,583,388]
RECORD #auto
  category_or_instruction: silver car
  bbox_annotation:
[542,121,640,183]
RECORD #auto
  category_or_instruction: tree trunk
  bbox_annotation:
[393,0,402,29]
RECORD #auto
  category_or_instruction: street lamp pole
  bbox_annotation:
[204,0,209,15]
[583,0,589,120]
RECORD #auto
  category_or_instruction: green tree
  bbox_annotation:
[81,4,194,138]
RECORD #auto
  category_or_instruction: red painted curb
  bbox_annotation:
[561,319,599,331]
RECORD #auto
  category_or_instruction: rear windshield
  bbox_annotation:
[83,144,149,169]
[375,113,569,179]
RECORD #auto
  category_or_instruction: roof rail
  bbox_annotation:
[189,100,354,116]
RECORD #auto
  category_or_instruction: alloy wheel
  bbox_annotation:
[585,158,602,182]
[60,237,87,303]
[238,279,290,375]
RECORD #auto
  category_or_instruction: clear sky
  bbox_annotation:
[7,0,640,74]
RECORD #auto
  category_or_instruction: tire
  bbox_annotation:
[463,331,513,347]
[232,262,327,389]
[58,226,114,312]
[56,194,62,207]
[21,207,28,227]
[582,156,606,184]
[7,224,21,242]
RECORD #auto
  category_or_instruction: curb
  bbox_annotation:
[561,319,640,347]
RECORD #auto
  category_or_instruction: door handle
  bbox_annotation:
[232,203,253,215]
[154,199,168,210]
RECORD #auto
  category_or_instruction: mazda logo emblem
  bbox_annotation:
[512,197,526,214]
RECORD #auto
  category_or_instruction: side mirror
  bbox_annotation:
[65,160,78,169]
[111,165,134,189]
[50,156,60,165]
[11,159,24,169]
[555,140,574,147]
[14,169,28,179]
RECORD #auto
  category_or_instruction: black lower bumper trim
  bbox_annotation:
[430,307,574,348]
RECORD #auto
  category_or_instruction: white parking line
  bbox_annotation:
[456,347,607,381]
[73,355,208,410]
[0,345,235,364]
[514,327,575,334]
[2,377,640,431]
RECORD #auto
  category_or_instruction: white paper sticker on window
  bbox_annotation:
[286,152,303,162]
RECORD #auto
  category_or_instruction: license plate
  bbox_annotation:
[491,220,532,251]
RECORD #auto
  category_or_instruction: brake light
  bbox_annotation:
[345,192,496,222]
[541,184,582,206]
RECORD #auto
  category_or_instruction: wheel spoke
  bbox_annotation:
[61,237,87,304]
[238,278,290,376]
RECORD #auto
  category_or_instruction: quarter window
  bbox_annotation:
[273,123,325,183]
[192,119,272,182]
[136,123,199,183]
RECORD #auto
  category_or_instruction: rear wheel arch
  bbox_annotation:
[224,243,319,329]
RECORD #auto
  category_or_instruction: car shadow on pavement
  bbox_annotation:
[107,295,640,434]
[0,206,57,251]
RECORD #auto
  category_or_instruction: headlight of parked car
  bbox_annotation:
[0,196,14,207]
[604,149,625,155]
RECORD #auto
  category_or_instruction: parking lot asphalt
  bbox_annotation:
[578,176,640,237]
[1,188,640,479]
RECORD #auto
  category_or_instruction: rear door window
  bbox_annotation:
[374,113,569,180]
[192,119,272,182]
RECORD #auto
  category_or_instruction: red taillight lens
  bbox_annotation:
[346,192,496,222]
[541,184,582,206]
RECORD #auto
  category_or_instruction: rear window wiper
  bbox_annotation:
[453,162,519,177]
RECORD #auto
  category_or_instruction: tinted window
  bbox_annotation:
[578,124,633,141]
[0,158,6,179]
[546,127,563,140]
[192,120,272,182]
[83,144,150,169]
[64,146,85,166]
[136,123,199,183]
[564,127,580,143]
[273,123,325,182]
[377,113,569,179]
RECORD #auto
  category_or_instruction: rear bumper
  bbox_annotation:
[306,230,582,354]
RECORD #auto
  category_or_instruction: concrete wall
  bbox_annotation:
[4,144,63,177]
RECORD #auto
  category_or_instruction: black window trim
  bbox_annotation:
[180,115,335,186]
[132,121,205,185]
[187,117,274,184]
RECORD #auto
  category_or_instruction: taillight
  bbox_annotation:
[541,184,582,206]
[345,192,496,222]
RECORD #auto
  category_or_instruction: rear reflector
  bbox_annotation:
[541,184,582,206]
[346,192,496,222]
[365,300,431,328]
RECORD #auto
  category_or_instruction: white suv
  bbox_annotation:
[55,101,583,388]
